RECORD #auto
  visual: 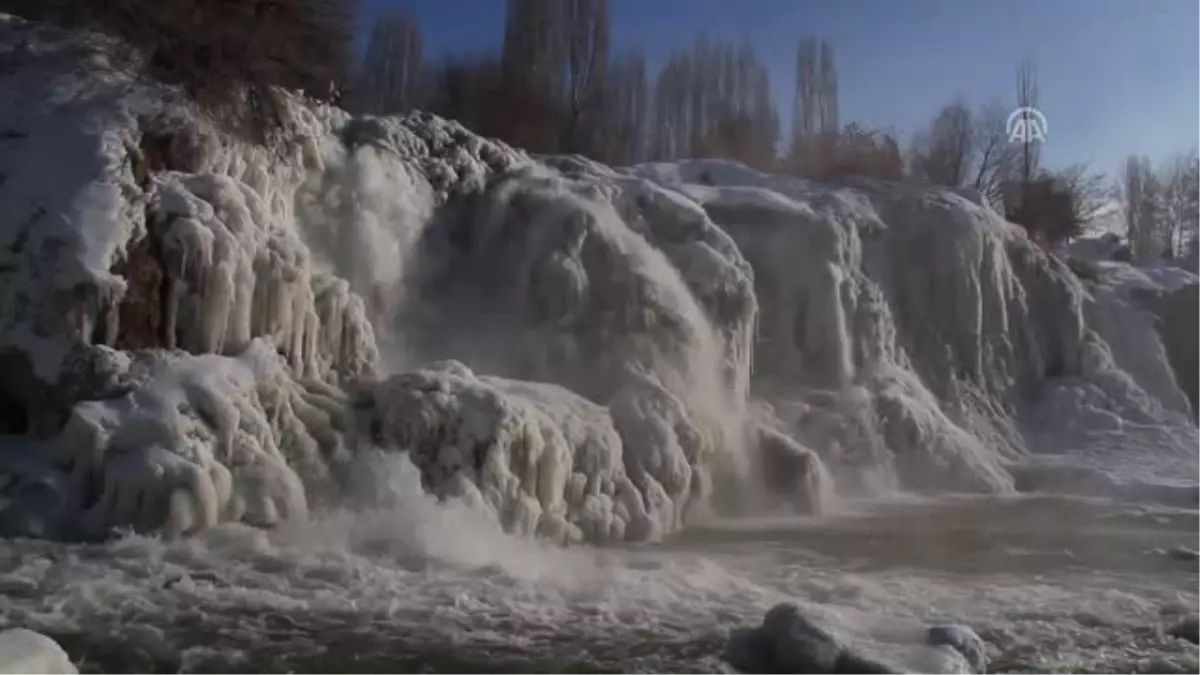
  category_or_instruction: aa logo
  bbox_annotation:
[1006,107,1048,144]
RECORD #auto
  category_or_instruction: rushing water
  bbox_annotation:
[0,454,1195,674]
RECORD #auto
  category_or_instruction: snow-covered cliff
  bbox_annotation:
[0,14,1194,544]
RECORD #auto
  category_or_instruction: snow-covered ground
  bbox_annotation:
[0,13,1195,674]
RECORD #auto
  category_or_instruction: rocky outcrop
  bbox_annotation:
[725,603,987,674]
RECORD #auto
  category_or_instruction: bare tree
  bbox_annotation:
[650,51,690,160]
[1162,150,1200,258]
[971,100,1019,205]
[604,49,648,164]
[496,0,567,151]
[358,9,423,115]
[1123,154,1149,254]
[562,0,610,154]
[819,40,839,137]
[501,0,566,96]
[1015,58,1040,185]
[1058,163,1113,226]
[648,36,779,166]
[911,100,975,186]
[790,36,839,176]
[425,52,510,141]
[1137,165,1167,256]
[1123,154,1173,258]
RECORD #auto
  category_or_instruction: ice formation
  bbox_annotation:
[0,13,1196,543]
[0,629,77,674]
[630,160,1198,499]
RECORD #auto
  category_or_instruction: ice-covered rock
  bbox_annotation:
[633,163,1036,494]
[725,603,982,674]
[0,629,76,674]
[358,361,647,543]
[398,164,758,526]
[631,159,1197,499]
[927,624,987,673]
[748,402,833,513]
[45,340,347,538]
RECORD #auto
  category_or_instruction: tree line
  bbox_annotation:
[1121,152,1199,261]
[354,0,1199,252]
[7,0,1192,255]
[352,0,905,181]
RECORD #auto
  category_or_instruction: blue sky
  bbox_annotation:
[357,0,1198,173]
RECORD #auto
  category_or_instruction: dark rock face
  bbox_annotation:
[0,381,28,435]
[1169,615,1199,645]
[96,123,191,353]
[0,344,132,439]
[0,348,61,436]
[102,232,173,351]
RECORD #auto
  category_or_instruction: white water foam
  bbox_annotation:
[0,453,1195,673]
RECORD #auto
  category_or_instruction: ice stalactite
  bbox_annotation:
[146,171,378,381]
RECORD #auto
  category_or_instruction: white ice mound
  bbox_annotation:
[397,163,762,529]
[46,341,348,538]
[359,361,650,543]
[637,164,1037,493]
[358,157,778,539]
[0,629,76,674]
[632,159,1196,496]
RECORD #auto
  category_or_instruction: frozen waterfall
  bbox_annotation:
[0,12,1195,545]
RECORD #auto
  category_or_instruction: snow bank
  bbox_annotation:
[0,16,1194,543]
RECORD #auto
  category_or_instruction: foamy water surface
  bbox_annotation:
[0,455,1196,674]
